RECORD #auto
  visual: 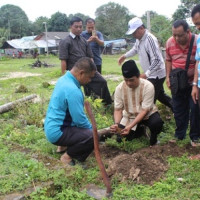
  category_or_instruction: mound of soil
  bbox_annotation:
[99,142,200,185]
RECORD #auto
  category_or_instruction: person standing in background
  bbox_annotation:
[59,16,112,105]
[165,19,200,146]
[81,18,104,74]
[118,17,173,111]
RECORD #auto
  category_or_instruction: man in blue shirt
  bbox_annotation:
[81,18,104,74]
[81,18,112,104]
[44,57,96,165]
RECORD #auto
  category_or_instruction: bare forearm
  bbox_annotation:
[193,62,199,83]
[113,109,123,124]
[165,60,172,78]
[127,110,148,129]
[61,60,67,75]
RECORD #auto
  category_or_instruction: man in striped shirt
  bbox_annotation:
[166,19,200,146]
[118,17,173,111]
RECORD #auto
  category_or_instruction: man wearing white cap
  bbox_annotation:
[118,17,173,111]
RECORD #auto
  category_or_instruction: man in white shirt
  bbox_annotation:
[118,17,172,111]
[110,60,163,146]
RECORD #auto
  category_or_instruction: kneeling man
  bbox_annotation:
[110,60,163,146]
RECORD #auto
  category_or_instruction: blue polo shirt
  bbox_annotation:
[44,71,92,143]
[81,30,104,65]
[195,34,200,88]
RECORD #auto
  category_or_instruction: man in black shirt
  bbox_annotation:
[59,16,112,105]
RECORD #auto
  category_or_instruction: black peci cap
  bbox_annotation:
[122,60,140,78]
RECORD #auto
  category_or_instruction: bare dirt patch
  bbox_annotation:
[6,141,200,186]
[0,72,41,80]
[99,142,200,185]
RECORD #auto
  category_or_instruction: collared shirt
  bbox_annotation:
[81,30,104,65]
[166,32,197,83]
[59,32,93,70]
[125,30,166,79]
[114,78,157,130]
[195,34,200,88]
[44,71,92,143]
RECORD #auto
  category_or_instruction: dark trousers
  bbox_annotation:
[54,127,94,162]
[84,71,112,105]
[172,87,200,140]
[148,77,173,111]
[118,112,163,146]
[96,65,102,74]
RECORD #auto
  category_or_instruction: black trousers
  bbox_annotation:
[118,112,164,146]
[53,127,94,162]
[84,71,112,105]
[148,77,173,111]
[172,87,200,140]
[96,65,102,74]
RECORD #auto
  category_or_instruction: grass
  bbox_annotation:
[0,54,200,199]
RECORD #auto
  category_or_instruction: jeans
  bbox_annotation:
[172,87,200,140]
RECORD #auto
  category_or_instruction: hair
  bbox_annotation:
[191,4,200,17]
[70,16,83,26]
[85,18,95,24]
[73,57,96,73]
[173,19,189,32]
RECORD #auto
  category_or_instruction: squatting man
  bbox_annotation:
[110,60,164,146]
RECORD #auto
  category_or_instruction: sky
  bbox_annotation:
[0,0,181,22]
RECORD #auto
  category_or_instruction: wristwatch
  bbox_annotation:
[192,82,197,86]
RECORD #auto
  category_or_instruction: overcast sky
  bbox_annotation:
[0,0,181,22]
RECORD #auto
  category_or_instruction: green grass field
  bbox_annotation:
[0,55,200,199]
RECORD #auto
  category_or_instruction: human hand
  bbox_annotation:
[118,55,126,65]
[166,77,170,89]
[88,36,97,42]
[121,125,131,136]
[110,124,119,133]
[140,73,147,79]
[191,86,199,104]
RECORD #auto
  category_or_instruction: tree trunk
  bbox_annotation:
[0,94,37,114]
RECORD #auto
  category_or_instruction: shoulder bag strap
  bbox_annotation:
[185,34,195,71]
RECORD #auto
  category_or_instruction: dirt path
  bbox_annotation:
[0,72,41,80]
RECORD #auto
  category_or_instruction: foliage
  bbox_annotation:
[141,11,172,46]
[31,16,49,35]
[0,27,7,46]
[48,12,69,32]
[172,0,199,22]
[95,2,134,39]
[0,4,29,38]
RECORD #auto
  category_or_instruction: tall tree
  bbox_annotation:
[142,11,172,46]
[172,0,199,21]
[32,16,49,35]
[95,2,134,39]
[0,4,29,39]
[0,28,7,47]
[48,12,69,32]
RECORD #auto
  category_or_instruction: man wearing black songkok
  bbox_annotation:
[110,60,163,146]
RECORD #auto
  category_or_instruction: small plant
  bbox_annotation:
[15,84,28,93]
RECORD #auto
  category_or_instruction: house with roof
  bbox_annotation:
[1,32,69,56]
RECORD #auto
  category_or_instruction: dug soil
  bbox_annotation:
[7,141,200,186]
[98,142,200,185]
